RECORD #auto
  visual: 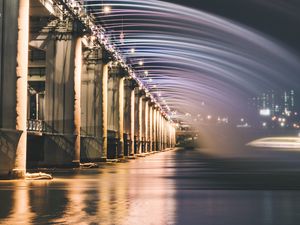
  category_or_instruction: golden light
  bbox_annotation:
[103,5,111,14]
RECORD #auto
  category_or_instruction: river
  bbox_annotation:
[1,148,300,225]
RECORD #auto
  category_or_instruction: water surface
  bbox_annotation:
[1,148,300,225]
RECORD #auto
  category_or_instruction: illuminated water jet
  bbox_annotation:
[83,0,300,126]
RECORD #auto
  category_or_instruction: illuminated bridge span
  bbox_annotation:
[0,0,177,178]
[1,0,300,179]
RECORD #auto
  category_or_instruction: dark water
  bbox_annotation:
[1,148,300,225]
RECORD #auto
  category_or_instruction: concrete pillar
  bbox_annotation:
[159,113,164,150]
[80,48,103,162]
[117,77,125,158]
[100,63,109,160]
[45,33,80,167]
[162,119,165,150]
[156,112,160,151]
[169,124,171,147]
[157,110,161,151]
[163,119,166,149]
[12,0,29,178]
[149,105,153,152]
[144,100,149,152]
[73,37,82,166]
[162,118,164,150]
[129,88,135,156]
[165,121,168,148]
[164,119,167,149]
[138,95,143,154]
[152,108,157,151]
[174,127,176,147]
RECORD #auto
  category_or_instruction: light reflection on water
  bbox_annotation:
[0,152,177,225]
[2,149,300,225]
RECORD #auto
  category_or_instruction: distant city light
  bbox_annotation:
[259,108,271,116]
[130,48,135,54]
[138,60,144,66]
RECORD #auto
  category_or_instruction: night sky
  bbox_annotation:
[169,0,300,54]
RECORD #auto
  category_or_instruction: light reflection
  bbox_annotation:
[124,158,177,225]
[0,153,177,224]
[0,181,34,224]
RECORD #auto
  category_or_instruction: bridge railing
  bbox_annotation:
[27,119,46,133]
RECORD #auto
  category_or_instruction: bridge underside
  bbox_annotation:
[0,0,176,178]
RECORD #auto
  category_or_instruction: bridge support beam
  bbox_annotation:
[138,95,143,154]
[0,0,29,178]
[149,103,153,152]
[117,77,125,158]
[73,37,82,166]
[155,110,159,151]
[144,99,149,152]
[80,48,103,162]
[129,87,135,156]
[100,62,109,160]
[43,32,80,167]
[153,108,157,151]
[10,0,29,178]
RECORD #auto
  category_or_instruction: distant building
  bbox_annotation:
[250,90,295,117]
[249,90,299,128]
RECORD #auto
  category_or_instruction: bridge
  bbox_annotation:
[0,0,177,179]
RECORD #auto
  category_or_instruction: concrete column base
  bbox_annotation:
[10,169,26,179]
[99,157,107,162]
[127,155,136,159]
[71,160,80,168]
[118,140,124,158]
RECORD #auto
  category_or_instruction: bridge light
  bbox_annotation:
[103,5,111,14]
